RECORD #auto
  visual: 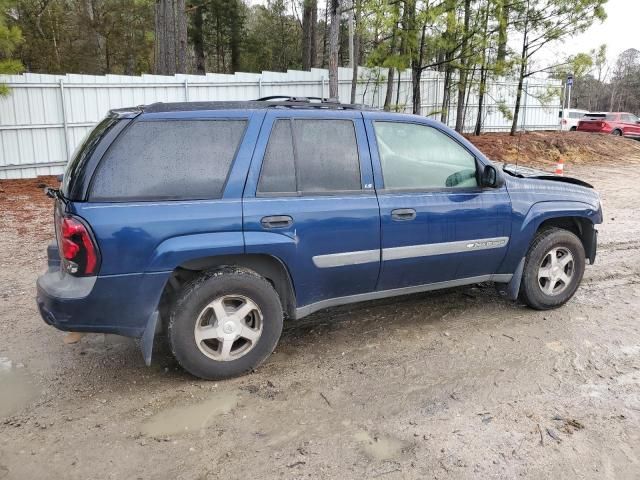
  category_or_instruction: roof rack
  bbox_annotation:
[254,95,372,111]
[137,98,376,114]
[256,95,332,103]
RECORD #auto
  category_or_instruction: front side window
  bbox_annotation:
[257,119,361,194]
[90,119,247,201]
[373,122,478,190]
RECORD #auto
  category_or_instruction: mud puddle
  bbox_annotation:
[0,357,40,418]
[141,391,238,437]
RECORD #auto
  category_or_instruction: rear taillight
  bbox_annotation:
[56,214,100,276]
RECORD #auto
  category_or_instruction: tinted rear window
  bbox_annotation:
[585,114,616,121]
[62,116,120,197]
[257,120,297,194]
[90,120,246,201]
[257,119,361,194]
[295,119,361,192]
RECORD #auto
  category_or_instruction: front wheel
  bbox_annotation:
[168,267,283,380]
[519,228,586,310]
[612,129,622,136]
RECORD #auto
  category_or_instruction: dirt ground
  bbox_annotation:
[1,137,639,479]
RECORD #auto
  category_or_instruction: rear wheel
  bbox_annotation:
[168,267,283,380]
[612,129,622,136]
[570,126,577,132]
[519,228,586,310]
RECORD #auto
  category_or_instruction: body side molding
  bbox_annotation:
[312,236,510,268]
[295,273,513,319]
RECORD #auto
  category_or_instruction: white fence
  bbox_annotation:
[0,67,561,179]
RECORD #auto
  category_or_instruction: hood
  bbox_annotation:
[501,164,601,211]
[502,164,594,189]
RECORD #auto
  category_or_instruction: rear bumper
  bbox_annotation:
[36,267,170,338]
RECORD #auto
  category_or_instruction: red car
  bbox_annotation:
[577,112,640,138]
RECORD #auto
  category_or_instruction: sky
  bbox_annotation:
[544,0,639,66]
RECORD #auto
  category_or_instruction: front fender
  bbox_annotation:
[499,200,602,273]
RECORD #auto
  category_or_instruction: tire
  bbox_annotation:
[519,228,586,310]
[168,267,283,380]
[570,126,577,132]
[612,129,622,136]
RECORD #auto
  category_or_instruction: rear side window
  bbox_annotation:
[257,119,361,194]
[90,120,247,201]
[257,120,297,193]
[62,115,120,197]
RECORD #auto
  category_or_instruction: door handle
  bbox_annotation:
[391,208,416,221]
[261,215,293,229]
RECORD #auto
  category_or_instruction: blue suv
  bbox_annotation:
[37,98,602,379]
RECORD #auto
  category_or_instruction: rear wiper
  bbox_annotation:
[44,186,68,204]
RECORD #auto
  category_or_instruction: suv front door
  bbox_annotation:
[243,110,380,312]
[364,114,512,291]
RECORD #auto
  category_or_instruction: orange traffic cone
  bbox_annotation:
[554,158,565,176]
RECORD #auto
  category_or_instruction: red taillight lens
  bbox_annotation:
[58,215,99,276]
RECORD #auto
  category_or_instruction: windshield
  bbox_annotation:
[61,116,120,197]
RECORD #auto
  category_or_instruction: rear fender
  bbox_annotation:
[146,232,245,272]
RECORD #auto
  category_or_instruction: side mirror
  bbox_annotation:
[480,165,502,188]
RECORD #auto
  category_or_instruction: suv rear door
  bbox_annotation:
[621,113,640,137]
[242,109,380,312]
[364,113,512,290]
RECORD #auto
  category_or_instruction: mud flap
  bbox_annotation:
[140,310,159,366]
[505,258,525,300]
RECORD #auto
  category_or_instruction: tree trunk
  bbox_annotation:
[350,0,360,104]
[383,5,399,111]
[474,2,490,135]
[302,0,317,70]
[412,66,422,114]
[165,0,177,73]
[439,1,455,124]
[82,0,102,73]
[321,0,329,68]
[510,51,527,136]
[441,68,452,124]
[328,0,340,100]
[229,0,241,73]
[310,5,317,67]
[154,0,166,74]
[474,66,487,135]
[383,67,395,111]
[454,0,472,132]
[192,4,206,74]
[496,0,509,72]
[176,0,187,73]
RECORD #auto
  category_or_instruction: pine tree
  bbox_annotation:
[0,0,24,95]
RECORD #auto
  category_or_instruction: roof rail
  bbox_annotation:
[254,95,372,111]
[256,95,330,103]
